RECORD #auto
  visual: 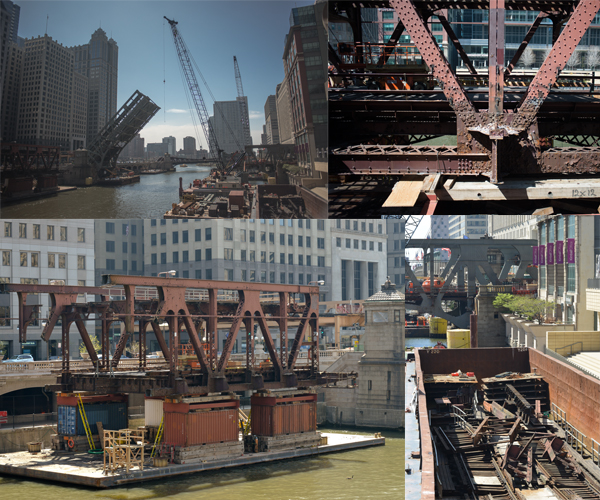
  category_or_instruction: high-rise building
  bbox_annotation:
[71,28,118,144]
[282,2,327,177]
[1,0,20,109]
[162,136,176,156]
[16,35,87,150]
[183,136,196,156]
[2,0,19,44]
[210,98,249,155]
[1,41,23,142]
[386,218,405,289]
[0,219,95,360]
[146,142,168,158]
[119,133,144,160]
[261,124,268,146]
[264,95,279,145]
[488,216,538,240]
[276,80,293,145]
[448,215,488,239]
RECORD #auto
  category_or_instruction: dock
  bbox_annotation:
[0,432,384,488]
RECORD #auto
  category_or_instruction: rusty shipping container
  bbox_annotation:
[163,400,239,447]
[251,393,317,437]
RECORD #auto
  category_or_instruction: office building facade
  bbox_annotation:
[264,95,279,145]
[210,98,249,155]
[449,215,488,239]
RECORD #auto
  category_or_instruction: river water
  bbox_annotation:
[0,427,403,500]
[0,165,214,219]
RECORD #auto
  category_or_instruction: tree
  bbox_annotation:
[521,48,536,69]
[493,294,553,324]
[79,334,101,355]
[493,293,516,312]
[566,50,581,71]
[587,47,600,70]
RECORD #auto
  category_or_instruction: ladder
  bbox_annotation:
[150,416,164,458]
[77,395,95,451]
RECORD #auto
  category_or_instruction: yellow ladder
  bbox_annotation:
[77,394,95,451]
[151,416,164,458]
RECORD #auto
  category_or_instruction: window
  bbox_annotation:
[269,252,275,263]
[160,220,166,226]
[19,223,26,238]
[132,243,137,254]
[298,235,304,247]
[31,253,39,267]
[122,224,128,235]
[4,222,12,238]
[261,231,266,243]
[299,274,304,285]
[567,264,576,292]
[306,237,311,248]
[280,253,285,264]
[369,223,374,233]
[288,254,294,265]
[106,241,115,252]
[306,220,311,229]
[160,233,166,245]
[361,222,366,232]
[361,240,367,250]
[250,231,255,243]
[161,253,167,264]
[318,220,325,230]
[182,230,188,243]
[299,255,304,266]
[172,232,178,244]
[151,234,157,246]
[77,228,85,242]
[307,256,312,266]
[206,249,212,260]
[173,252,179,263]
[250,270,256,282]
[261,251,266,263]
[378,224,383,234]
[151,254,157,265]
[182,270,188,278]
[225,228,233,241]
[250,251,255,262]
[131,225,137,236]
[225,269,234,281]
[123,242,128,253]
[33,224,40,239]
[382,10,394,19]
[151,220,157,226]
[280,272,286,284]
[318,256,325,267]
[2,250,10,266]
[269,232,275,243]
[369,241,374,251]
[336,238,341,248]
[354,221,358,231]
[106,222,114,234]
[195,249,202,261]
[242,270,247,281]
[354,239,359,249]
[47,225,54,240]
[195,229,202,241]
[289,273,294,284]
[270,271,275,283]
[241,229,246,242]
[288,235,293,246]
[106,258,115,270]
[47,254,54,268]
[195,270,202,279]
[206,228,212,240]
[280,234,285,245]
[183,251,189,262]
[224,248,234,260]
[317,238,325,249]
[378,242,383,251]
[20,252,28,267]
[260,271,267,283]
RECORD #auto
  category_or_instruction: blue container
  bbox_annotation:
[57,402,127,435]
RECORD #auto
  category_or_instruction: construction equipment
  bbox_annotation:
[77,394,95,452]
[150,416,164,458]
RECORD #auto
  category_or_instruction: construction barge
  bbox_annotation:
[408,347,600,499]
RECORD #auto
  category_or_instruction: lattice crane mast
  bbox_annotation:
[233,56,252,149]
[164,16,224,172]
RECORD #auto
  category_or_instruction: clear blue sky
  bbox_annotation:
[17,0,313,149]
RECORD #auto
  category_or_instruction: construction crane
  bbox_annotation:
[165,16,246,175]
[164,16,224,171]
[233,56,252,149]
[384,215,422,244]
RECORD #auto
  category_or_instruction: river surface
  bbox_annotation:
[0,165,214,219]
[0,427,403,500]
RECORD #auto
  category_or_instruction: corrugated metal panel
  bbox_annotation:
[164,408,238,447]
[145,399,164,427]
[73,402,127,436]
[251,401,317,436]
[57,406,76,435]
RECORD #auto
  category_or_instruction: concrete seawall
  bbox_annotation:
[0,425,57,453]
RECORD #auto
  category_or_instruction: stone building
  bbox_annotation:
[355,278,405,428]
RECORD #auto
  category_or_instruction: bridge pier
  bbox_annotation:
[474,285,512,347]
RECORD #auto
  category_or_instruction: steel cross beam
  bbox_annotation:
[435,11,477,75]
[512,0,600,132]
[389,0,482,130]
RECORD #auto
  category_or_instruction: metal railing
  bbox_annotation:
[550,403,594,461]
[0,412,57,429]
[451,405,474,434]
[555,341,583,357]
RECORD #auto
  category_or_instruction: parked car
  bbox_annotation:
[2,354,34,363]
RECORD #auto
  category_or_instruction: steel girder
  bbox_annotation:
[0,143,61,174]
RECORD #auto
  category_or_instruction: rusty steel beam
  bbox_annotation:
[389,0,482,130]
[512,0,600,132]
[376,19,405,67]
[435,11,477,75]
[505,12,548,77]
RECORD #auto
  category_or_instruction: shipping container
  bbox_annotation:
[145,398,164,427]
[164,408,239,447]
[57,402,127,436]
[251,393,317,437]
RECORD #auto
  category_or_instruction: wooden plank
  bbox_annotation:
[382,180,423,207]
[96,423,105,450]
[472,416,490,446]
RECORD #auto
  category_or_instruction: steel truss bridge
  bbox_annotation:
[329,0,600,216]
[405,238,536,327]
[0,276,345,396]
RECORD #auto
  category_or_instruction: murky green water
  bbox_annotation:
[0,165,214,219]
[0,428,403,500]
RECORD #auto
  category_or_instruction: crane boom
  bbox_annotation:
[233,56,252,148]
[164,16,224,171]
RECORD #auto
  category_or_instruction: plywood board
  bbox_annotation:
[382,180,422,207]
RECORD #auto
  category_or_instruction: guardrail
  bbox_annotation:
[550,403,595,462]
[555,341,583,357]
[451,405,474,434]
[0,412,57,429]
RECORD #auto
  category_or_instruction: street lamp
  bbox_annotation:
[158,270,176,278]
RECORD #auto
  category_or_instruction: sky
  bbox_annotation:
[17,0,314,149]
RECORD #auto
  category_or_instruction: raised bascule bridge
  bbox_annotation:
[0,276,377,487]
[405,238,536,329]
[328,0,600,216]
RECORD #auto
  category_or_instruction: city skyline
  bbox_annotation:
[15,0,313,147]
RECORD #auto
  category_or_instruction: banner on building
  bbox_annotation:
[539,244,545,265]
[556,240,564,264]
[547,242,554,266]
[567,238,575,264]
[532,246,539,266]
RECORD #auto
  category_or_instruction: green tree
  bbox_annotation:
[79,334,101,355]
[493,293,516,312]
